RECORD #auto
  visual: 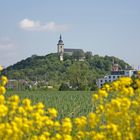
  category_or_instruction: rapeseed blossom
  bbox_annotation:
[0,65,3,71]
[1,66,140,139]
[47,108,58,118]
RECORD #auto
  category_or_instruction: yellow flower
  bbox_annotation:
[92,94,99,101]
[54,133,62,140]
[62,118,72,134]
[54,121,60,131]
[35,102,44,109]
[0,104,8,117]
[38,135,46,140]
[0,95,5,104]
[94,133,106,140]
[31,136,38,140]
[98,89,108,98]
[48,108,57,118]
[0,65,3,71]
[131,101,139,108]
[0,86,6,94]
[96,105,104,113]
[128,87,134,96]
[125,132,134,140]
[74,116,87,130]
[106,123,118,134]
[135,79,140,88]
[45,117,54,128]
[1,76,8,86]
[88,112,98,128]
[8,95,20,103]
[137,71,140,75]
[121,97,131,110]
[76,131,85,139]
[6,128,13,135]
[22,98,31,108]
[63,134,72,140]
[111,81,119,91]
[111,99,121,110]
[102,84,110,92]
[42,131,50,137]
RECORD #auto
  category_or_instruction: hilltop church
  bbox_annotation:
[57,35,84,61]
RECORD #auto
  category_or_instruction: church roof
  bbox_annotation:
[58,40,64,44]
[57,34,64,45]
[64,48,84,52]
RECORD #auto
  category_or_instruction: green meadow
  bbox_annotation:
[6,91,94,119]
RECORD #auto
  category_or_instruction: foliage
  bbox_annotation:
[59,83,71,91]
[67,62,89,90]
[85,51,92,60]
[3,53,131,90]
[72,50,85,60]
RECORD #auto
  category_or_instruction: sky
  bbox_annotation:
[0,0,140,68]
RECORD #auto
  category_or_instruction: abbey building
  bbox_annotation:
[57,35,84,61]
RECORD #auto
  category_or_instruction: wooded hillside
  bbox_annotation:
[3,53,131,90]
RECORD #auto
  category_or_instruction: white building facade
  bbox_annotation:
[97,70,138,88]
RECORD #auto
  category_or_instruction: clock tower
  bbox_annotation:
[57,35,64,61]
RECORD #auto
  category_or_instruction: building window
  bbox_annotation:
[100,80,103,83]
[113,76,115,79]
[109,76,111,79]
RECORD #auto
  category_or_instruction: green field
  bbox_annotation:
[6,91,94,119]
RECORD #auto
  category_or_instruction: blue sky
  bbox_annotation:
[0,0,140,68]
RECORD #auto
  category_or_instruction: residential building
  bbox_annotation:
[97,64,138,88]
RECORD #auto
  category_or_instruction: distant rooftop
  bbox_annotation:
[64,48,84,52]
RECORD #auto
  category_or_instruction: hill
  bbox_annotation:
[3,53,131,90]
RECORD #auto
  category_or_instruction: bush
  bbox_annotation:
[59,83,70,91]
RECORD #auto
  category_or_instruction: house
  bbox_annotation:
[97,63,138,88]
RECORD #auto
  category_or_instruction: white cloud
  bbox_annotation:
[19,19,40,30]
[19,18,68,32]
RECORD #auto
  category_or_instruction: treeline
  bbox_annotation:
[3,53,131,91]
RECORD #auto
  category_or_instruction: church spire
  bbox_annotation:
[60,34,62,40]
[57,34,64,61]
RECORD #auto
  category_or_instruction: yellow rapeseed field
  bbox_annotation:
[0,66,140,140]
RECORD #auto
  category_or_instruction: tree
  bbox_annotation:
[72,50,85,60]
[5,53,131,91]
[59,82,70,91]
[67,62,89,90]
[85,51,92,60]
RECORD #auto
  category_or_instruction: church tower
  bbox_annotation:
[57,35,64,61]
